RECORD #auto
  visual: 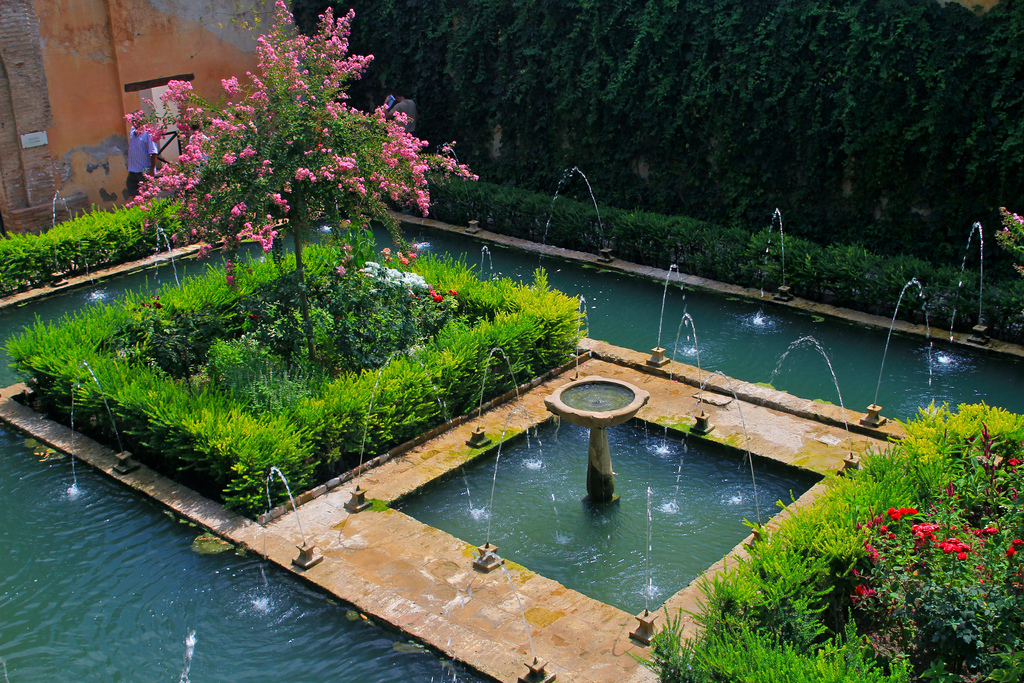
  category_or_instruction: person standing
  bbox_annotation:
[384,93,418,134]
[125,121,158,200]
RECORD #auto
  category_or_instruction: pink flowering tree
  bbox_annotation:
[131,1,474,358]
[999,208,1024,278]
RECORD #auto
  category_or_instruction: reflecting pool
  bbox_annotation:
[399,420,818,614]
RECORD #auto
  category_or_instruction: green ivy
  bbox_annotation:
[296,0,1024,267]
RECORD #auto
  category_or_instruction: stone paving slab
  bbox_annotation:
[0,343,893,683]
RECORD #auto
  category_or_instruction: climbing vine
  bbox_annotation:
[294,0,1024,266]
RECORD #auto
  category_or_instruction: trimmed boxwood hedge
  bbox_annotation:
[6,245,579,514]
[0,201,185,297]
[429,178,1024,343]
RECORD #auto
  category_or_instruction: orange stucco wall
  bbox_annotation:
[33,0,271,212]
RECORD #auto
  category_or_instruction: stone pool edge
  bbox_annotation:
[0,345,892,683]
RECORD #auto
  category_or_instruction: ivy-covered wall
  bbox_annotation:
[295,0,1024,268]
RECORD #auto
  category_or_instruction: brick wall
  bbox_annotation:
[0,0,55,236]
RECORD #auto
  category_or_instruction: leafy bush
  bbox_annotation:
[647,403,1024,682]
[0,202,185,295]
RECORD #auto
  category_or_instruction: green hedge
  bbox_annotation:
[642,403,1024,681]
[0,202,184,296]
[429,178,1024,343]
[6,246,579,514]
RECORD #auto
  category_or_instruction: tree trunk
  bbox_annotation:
[290,190,317,363]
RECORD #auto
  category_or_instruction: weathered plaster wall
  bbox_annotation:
[2,0,271,232]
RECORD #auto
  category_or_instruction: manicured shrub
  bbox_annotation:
[0,201,185,295]
[6,242,579,515]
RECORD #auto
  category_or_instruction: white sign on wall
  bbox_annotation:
[20,131,48,149]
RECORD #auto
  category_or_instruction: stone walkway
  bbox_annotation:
[0,345,895,683]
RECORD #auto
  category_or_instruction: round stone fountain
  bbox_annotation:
[544,376,650,503]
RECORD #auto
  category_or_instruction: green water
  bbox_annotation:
[399,419,819,614]
[560,381,635,412]
[0,426,479,681]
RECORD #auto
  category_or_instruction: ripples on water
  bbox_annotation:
[0,428,483,682]
[401,420,818,613]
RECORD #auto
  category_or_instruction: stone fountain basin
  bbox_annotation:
[544,376,650,428]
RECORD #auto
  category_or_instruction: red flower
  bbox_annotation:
[432,294,443,303]
[957,551,968,560]
[983,526,999,535]
[1008,547,1017,558]
[1012,539,1023,547]
[887,507,916,522]
[448,289,458,296]
[1007,458,1021,467]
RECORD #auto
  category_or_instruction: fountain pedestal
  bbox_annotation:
[518,656,556,683]
[586,426,617,504]
[344,485,372,513]
[647,347,670,367]
[544,376,649,504]
[629,609,658,645]
[293,542,323,570]
[774,285,793,302]
[113,450,140,474]
[472,542,503,572]
[859,404,887,428]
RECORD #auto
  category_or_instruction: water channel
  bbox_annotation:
[1,223,1023,678]
[397,224,1024,419]
[0,429,478,681]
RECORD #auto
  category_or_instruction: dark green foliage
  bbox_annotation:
[332,0,1024,267]
[431,178,1024,341]
[0,202,184,295]
[640,615,909,683]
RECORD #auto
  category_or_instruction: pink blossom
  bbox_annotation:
[221,76,241,96]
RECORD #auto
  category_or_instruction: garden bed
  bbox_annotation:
[642,403,1024,682]
[6,240,579,514]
